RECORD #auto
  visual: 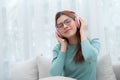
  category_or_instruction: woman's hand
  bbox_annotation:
[79,18,87,41]
[55,33,68,53]
[79,17,87,33]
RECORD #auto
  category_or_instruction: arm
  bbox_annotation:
[80,18,100,62]
[81,38,100,62]
[80,31,100,62]
[50,44,66,76]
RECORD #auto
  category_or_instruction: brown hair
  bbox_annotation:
[55,11,84,63]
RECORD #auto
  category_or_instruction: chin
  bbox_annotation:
[64,32,76,38]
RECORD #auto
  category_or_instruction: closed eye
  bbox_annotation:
[64,19,72,24]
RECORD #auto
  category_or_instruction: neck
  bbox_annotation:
[68,35,78,45]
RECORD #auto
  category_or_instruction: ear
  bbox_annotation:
[75,17,81,29]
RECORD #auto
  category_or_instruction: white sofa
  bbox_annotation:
[10,54,120,80]
[113,64,120,80]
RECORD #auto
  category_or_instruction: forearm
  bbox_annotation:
[81,38,100,62]
[50,51,66,76]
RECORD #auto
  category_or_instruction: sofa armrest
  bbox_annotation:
[113,63,120,80]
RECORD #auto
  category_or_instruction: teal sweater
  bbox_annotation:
[50,38,100,80]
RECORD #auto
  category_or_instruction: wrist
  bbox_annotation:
[80,30,86,34]
[60,45,67,53]
[80,31,87,41]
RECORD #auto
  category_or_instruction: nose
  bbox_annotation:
[63,23,68,28]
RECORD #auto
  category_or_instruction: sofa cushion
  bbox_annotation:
[97,53,117,80]
[37,54,52,79]
[113,63,120,80]
[37,53,117,80]
[10,57,38,80]
[39,76,76,80]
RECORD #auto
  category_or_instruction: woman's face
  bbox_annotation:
[56,15,77,39]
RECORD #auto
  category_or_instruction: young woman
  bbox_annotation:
[50,10,100,80]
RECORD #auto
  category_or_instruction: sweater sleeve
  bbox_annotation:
[50,44,66,76]
[81,38,100,62]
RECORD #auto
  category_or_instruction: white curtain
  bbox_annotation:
[0,0,120,80]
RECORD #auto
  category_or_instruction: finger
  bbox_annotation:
[79,17,84,23]
[79,17,87,27]
[55,33,59,39]
[79,17,86,25]
[55,33,61,43]
[55,33,62,40]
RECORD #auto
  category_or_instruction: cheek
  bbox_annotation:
[72,27,77,35]
[71,24,77,32]
[71,21,77,29]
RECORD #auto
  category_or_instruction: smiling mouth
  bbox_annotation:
[64,28,72,33]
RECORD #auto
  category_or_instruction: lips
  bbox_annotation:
[64,28,72,33]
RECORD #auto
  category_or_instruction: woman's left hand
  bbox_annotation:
[79,17,88,41]
[79,17,87,33]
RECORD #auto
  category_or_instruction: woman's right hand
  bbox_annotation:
[55,33,68,53]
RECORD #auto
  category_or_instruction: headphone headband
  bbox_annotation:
[63,10,76,14]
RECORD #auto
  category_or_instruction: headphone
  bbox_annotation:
[56,10,81,38]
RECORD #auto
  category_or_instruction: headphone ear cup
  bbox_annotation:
[56,29,62,38]
[75,17,81,29]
